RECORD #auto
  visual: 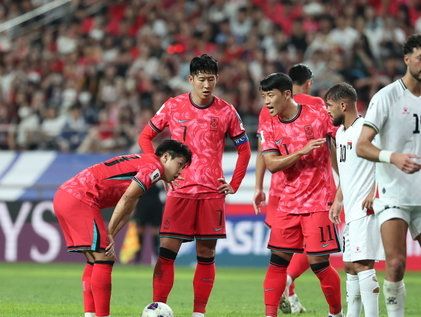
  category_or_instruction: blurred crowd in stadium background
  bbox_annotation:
[0,0,420,152]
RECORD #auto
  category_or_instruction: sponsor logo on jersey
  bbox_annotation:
[176,118,189,123]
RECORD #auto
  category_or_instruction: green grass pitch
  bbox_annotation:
[1,263,420,316]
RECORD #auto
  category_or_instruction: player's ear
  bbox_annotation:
[161,152,170,163]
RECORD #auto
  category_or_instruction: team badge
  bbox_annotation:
[304,125,314,140]
[210,116,218,131]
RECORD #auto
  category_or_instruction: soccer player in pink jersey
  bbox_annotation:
[138,54,251,317]
[259,73,342,317]
[53,140,192,317]
[255,64,330,314]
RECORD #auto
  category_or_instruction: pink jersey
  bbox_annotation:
[256,94,327,198]
[59,153,164,209]
[149,93,247,199]
[260,104,336,214]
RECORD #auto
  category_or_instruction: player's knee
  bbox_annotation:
[159,247,178,260]
[310,261,330,273]
[386,255,406,277]
[270,253,290,267]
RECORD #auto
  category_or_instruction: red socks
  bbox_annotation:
[91,261,113,317]
[82,262,95,313]
[312,262,342,315]
[287,253,309,295]
[153,248,177,303]
[264,254,290,317]
[193,257,216,313]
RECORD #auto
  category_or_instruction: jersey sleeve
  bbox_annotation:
[321,107,337,137]
[228,107,249,146]
[149,100,171,132]
[257,107,269,141]
[133,162,163,192]
[260,120,280,155]
[364,93,389,133]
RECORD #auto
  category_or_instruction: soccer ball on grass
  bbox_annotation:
[141,302,174,317]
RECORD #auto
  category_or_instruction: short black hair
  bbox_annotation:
[288,64,313,86]
[190,54,218,76]
[155,140,192,166]
[325,82,357,103]
[260,72,292,93]
[403,33,421,55]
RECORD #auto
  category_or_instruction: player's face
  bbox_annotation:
[261,89,289,116]
[162,154,188,182]
[325,99,344,126]
[405,47,421,82]
[189,72,218,103]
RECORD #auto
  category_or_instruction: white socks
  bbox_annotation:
[192,313,205,317]
[346,273,361,317]
[383,279,406,317]
[84,313,95,317]
[358,269,380,317]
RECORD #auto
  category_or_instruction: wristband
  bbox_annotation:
[379,150,393,163]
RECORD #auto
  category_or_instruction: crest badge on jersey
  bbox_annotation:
[210,116,218,131]
[150,168,161,183]
[304,125,315,140]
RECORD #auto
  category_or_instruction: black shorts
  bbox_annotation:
[133,183,164,227]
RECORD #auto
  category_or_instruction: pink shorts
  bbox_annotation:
[265,195,280,227]
[160,196,226,241]
[53,189,109,252]
[268,211,341,255]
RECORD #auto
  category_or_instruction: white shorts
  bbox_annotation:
[373,199,421,239]
[343,215,384,262]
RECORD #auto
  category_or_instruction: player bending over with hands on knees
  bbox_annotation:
[53,139,192,317]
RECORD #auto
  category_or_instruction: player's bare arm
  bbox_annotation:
[106,181,143,256]
[253,141,267,214]
[357,125,421,174]
[329,186,343,225]
[263,138,326,173]
[362,183,376,211]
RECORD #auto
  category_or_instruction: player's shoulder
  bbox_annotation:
[258,106,270,121]
[213,95,236,110]
[370,79,404,105]
[294,93,325,108]
[167,93,189,105]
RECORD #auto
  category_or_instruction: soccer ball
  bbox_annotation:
[141,302,174,317]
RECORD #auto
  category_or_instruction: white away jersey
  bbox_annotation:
[337,117,376,223]
[364,79,421,205]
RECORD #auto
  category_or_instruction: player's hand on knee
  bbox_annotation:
[105,235,116,258]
